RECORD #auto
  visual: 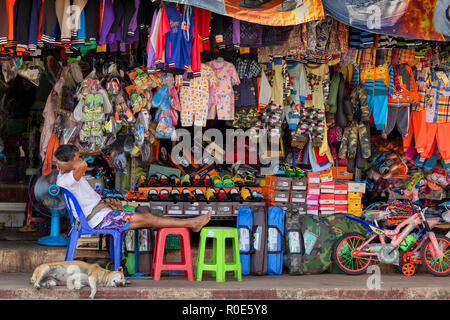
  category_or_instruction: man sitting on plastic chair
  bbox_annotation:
[54,144,211,233]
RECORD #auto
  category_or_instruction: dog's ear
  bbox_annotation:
[117,266,123,273]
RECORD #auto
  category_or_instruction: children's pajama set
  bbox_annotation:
[179,64,217,127]
[206,60,240,121]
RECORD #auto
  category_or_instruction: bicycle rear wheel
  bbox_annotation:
[332,232,373,275]
[420,235,450,276]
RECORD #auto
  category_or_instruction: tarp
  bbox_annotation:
[166,0,325,26]
[323,0,449,41]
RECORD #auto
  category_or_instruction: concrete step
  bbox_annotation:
[1,273,449,300]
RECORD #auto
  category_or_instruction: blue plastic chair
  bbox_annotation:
[60,188,122,270]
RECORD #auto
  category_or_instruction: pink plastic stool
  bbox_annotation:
[152,227,194,281]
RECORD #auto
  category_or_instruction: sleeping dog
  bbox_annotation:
[30,261,125,299]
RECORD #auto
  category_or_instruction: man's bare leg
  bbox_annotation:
[128,210,211,232]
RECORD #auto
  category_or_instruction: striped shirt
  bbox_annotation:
[359,65,395,96]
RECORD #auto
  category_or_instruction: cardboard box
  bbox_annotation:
[307,184,320,195]
[319,194,335,205]
[334,204,348,213]
[307,205,319,215]
[201,202,217,215]
[331,166,354,180]
[216,202,233,216]
[265,175,292,190]
[291,191,307,203]
[334,196,348,205]
[348,192,363,200]
[291,177,307,191]
[150,201,167,214]
[183,202,201,215]
[320,170,334,183]
[347,182,366,193]
[307,172,321,184]
[334,183,348,194]
[272,190,290,203]
[320,182,335,194]
[167,202,184,215]
[306,195,319,206]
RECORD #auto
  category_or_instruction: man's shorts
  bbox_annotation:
[95,210,134,233]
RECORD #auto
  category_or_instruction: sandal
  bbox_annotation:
[212,176,223,187]
[284,165,297,177]
[159,174,169,186]
[146,174,159,187]
[193,189,206,202]
[244,175,257,186]
[192,174,203,186]
[181,174,191,187]
[233,174,245,186]
[182,189,194,202]
[205,188,218,201]
[171,189,182,202]
[221,175,235,187]
[240,188,252,201]
[159,189,171,201]
[203,174,212,187]
[251,189,264,201]
[170,174,181,187]
[218,188,230,201]
[229,188,242,202]
[147,189,160,201]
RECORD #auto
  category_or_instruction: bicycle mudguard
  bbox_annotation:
[250,205,268,276]
[267,206,285,275]
[237,206,253,276]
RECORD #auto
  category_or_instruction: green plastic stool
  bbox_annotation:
[196,227,242,282]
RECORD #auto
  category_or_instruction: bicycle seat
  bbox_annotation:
[363,210,389,222]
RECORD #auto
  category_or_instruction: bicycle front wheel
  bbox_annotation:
[332,232,373,275]
[420,235,450,277]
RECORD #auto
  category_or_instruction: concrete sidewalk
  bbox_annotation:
[1,272,449,300]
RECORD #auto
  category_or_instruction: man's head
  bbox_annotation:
[54,144,80,173]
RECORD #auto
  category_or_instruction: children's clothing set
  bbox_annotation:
[179,64,217,127]
[206,60,240,121]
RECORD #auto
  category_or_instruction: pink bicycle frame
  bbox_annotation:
[352,213,444,258]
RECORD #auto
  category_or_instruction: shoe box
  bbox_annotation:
[265,175,292,190]
[291,177,307,191]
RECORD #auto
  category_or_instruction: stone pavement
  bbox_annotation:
[0,272,449,300]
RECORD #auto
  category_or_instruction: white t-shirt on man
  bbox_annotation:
[57,171,110,228]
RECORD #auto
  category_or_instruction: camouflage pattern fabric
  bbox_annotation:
[298,214,336,274]
[283,209,304,275]
[339,122,371,160]
[350,85,370,123]
[358,123,371,159]
[326,214,369,274]
[326,214,369,238]
[232,105,259,129]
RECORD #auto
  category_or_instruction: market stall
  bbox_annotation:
[0,0,449,277]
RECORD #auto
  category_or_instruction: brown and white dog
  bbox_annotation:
[30,261,126,299]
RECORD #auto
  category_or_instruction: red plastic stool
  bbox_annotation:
[152,227,194,281]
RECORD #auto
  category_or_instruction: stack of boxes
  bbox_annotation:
[259,170,367,216]
[346,182,366,216]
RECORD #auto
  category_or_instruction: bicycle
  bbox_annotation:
[332,193,450,276]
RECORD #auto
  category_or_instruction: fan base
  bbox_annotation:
[37,236,69,246]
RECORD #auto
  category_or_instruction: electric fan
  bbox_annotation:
[29,165,69,246]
